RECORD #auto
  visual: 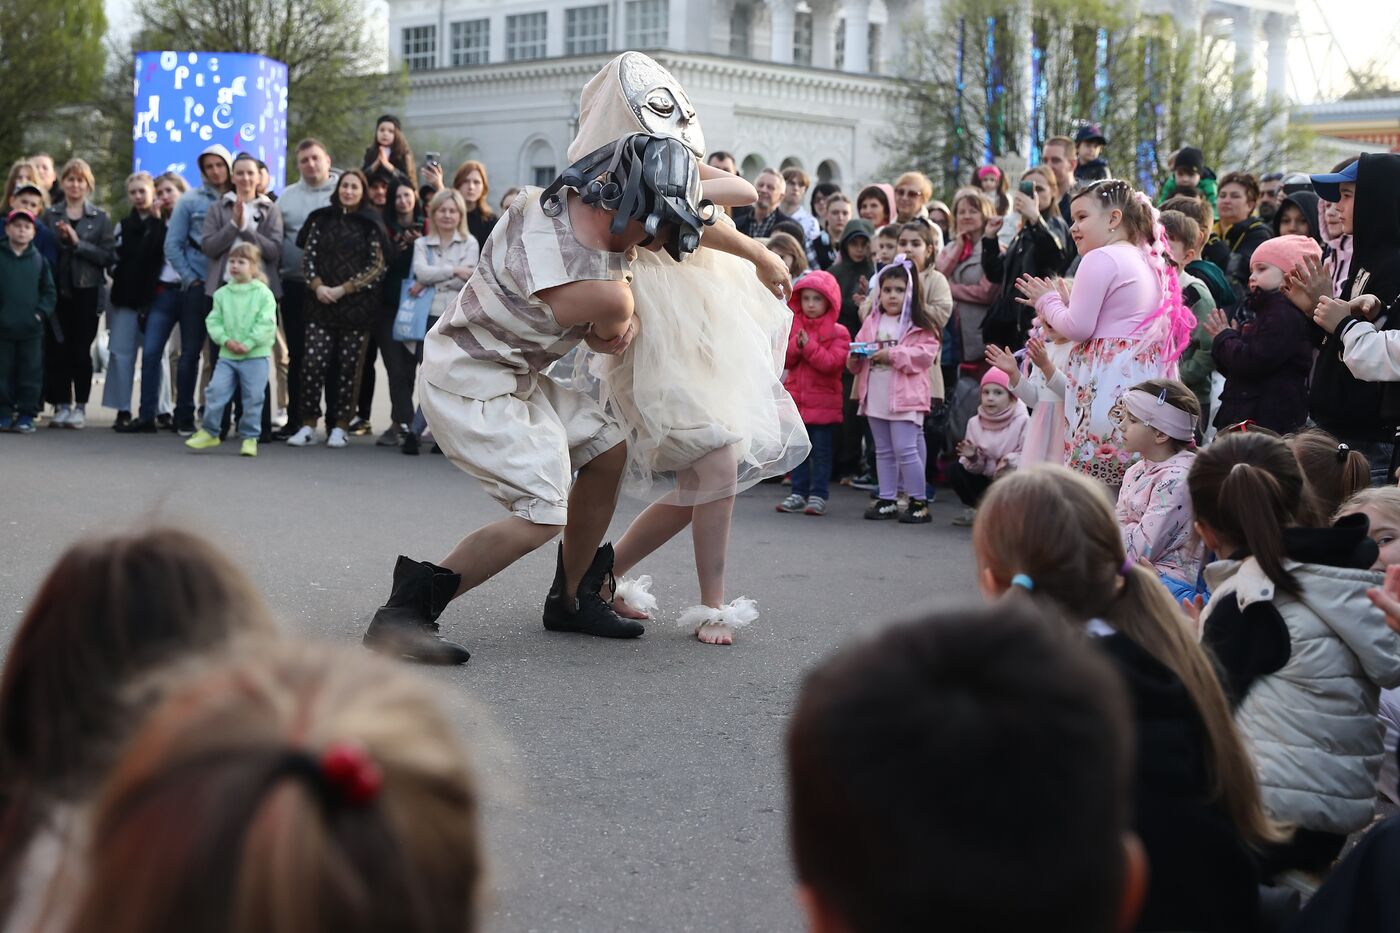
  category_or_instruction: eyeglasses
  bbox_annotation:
[895,188,923,198]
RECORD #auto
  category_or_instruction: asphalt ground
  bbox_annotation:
[1,389,979,932]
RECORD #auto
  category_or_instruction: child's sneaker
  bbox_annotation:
[0,414,12,432]
[899,498,932,524]
[185,430,220,451]
[951,507,977,527]
[327,426,349,448]
[804,496,827,516]
[348,416,372,436]
[286,426,318,447]
[66,405,85,429]
[14,416,35,434]
[776,493,806,513]
[49,405,71,428]
[240,438,258,457]
[850,472,878,491]
[864,498,898,520]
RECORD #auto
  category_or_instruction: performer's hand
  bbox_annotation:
[754,247,791,301]
[586,317,637,355]
[1313,296,1352,334]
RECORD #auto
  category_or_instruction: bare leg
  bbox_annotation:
[437,516,560,598]
[692,494,737,645]
[560,441,628,602]
[613,501,694,577]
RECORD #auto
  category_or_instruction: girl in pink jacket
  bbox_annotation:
[848,255,940,523]
[949,367,1030,525]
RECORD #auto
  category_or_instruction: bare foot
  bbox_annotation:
[696,621,734,646]
[611,596,650,621]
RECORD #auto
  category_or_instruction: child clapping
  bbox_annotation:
[778,271,850,516]
[185,242,277,457]
[1206,235,1319,435]
[1116,379,1202,601]
[949,368,1028,526]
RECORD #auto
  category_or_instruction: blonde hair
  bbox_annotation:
[154,171,189,195]
[951,186,993,224]
[1336,486,1400,532]
[427,188,469,238]
[125,171,154,191]
[226,241,269,285]
[1022,165,1059,201]
[68,641,484,933]
[3,160,38,204]
[59,158,96,197]
[895,171,933,202]
[974,464,1286,849]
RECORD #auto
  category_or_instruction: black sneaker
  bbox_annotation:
[864,498,898,520]
[899,498,932,524]
[156,413,175,432]
[176,417,197,437]
[362,556,471,665]
[115,417,158,434]
[542,543,645,638]
[112,411,132,430]
[401,431,420,456]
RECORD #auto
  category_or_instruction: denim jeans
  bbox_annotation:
[791,424,834,500]
[104,306,171,415]
[202,357,268,439]
[141,286,206,423]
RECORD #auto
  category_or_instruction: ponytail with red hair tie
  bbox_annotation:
[268,741,384,808]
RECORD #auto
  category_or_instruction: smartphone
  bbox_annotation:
[425,151,441,169]
[1019,180,1036,196]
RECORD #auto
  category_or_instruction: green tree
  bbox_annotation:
[0,0,107,171]
[881,0,1311,197]
[130,0,406,181]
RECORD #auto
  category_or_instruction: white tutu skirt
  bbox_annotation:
[591,245,810,506]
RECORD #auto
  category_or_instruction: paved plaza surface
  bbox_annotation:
[2,411,978,932]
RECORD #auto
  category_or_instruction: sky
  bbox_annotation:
[105,0,1396,104]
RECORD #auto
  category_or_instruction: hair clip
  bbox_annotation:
[1337,442,1351,462]
[1156,387,1168,405]
[1010,573,1035,591]
[319,742,383,807]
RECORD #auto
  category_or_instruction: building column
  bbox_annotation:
[669,0,689,50]
[841,0,869,73]
[1232,6,1258,78]
[1015,0,1034,158]
[811,1,837,68]
[1265,12,1290,99]
[770,0,796,64]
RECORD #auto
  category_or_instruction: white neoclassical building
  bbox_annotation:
[387,0,1297,193]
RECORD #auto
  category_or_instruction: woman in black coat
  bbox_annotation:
[286,169,388,449]
[980,166,1070,350]
[103,173,171,429]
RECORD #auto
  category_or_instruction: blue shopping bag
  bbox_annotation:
[392,279,435,342]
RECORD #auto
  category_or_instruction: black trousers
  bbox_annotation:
[948,461,994,508]
[836,370,866,478]
[301,321,371,429]
[280,280,308,426]
[44,286,100,406]
[374,311,418,426]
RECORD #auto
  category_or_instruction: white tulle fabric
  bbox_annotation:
[677,598,759,630]
[613,575,658,615]
[585,239,811,506]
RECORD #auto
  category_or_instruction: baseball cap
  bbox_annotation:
[11,183,45,200]
[1075,123,1107,145]
[4,209,37,227]
[1281,172,1313,194]
[1310,161,1360,202]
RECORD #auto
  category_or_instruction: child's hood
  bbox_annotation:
[788,269,842,322]
[838,218,874,252]
[1354,153,1400,271]
[1272,190,1323,244]
[857,183,896,220]
[1207,513,1380,612]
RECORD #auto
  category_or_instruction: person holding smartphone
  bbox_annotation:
[980,167,1071,349]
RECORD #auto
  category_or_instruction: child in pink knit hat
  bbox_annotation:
[949,367,1029,526]
[1204,234,1322,434]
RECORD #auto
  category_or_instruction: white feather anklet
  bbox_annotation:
[613,575,658,615]
[676,598,759,630]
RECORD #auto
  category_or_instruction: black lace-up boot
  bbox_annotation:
[542,543,645,638]
[362,556,471,664]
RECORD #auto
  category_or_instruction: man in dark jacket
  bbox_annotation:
[732,167,792,238]
[1308,153,1400,481]
[0,210,57,432]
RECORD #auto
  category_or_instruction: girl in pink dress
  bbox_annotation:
[1016,180,1193,487]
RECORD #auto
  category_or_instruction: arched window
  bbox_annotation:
[740,153,765,181]
[817,159,841,185]
[780,156,804,171]
[521,138,558,188]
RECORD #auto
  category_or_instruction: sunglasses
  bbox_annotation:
[895,188,923,198]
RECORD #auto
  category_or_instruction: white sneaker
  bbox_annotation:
[50,405,72,428]
[327,427,348,448]
[286,426,318,447]
[66,405,86,429]
[271,408,288,429]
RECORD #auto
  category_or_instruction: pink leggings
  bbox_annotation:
[869,416,926,500]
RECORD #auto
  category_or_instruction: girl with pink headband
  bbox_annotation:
[1115,379,1204,602]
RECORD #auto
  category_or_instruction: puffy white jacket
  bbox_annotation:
[1204,556,1400,834]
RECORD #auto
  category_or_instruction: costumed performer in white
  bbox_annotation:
[566,53,810,646]
[359,132,726,665]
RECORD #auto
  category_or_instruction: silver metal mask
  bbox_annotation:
[617,52,705,158]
